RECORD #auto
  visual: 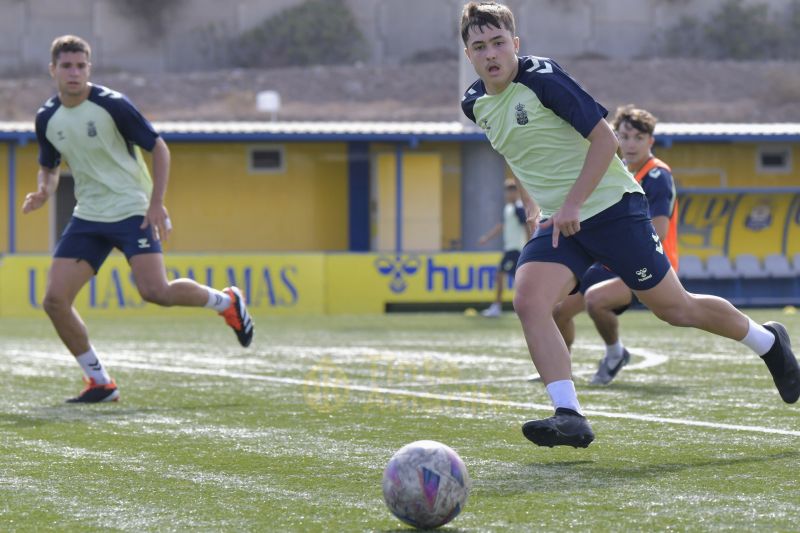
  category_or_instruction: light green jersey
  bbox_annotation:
[36,84,159,222]
[462,56,642,221]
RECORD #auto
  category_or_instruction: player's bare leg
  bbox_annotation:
[513,261,576,383]
[130,253,254,347]
[130,253,209,307]
[553,291,585,352]
[634,269,751,338]
[514,261,595,448]
[636,269,799,402]
[42,258,94,355]
[585,278,633,385]
[43,258,118,402]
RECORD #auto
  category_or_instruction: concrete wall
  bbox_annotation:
[0,0,794,73]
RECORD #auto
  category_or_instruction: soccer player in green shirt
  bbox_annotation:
[460,2,797,448]
[23,35,254,403]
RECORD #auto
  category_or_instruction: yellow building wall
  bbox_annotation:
[0,144,7,253]
[152,142,349,252]
[677,191,800,260]
[429,142,462,250]
[5,143,50,253]
[371,143,460,251]
[658,143,800,188]
[373,151,442,252]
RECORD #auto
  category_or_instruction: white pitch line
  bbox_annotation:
[11,352,800,438]
[101,359,800,438]
[398,346,669,386]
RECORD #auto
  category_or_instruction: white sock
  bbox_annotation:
[205,288,232,312]
[605,340,625,366]
[545,379,582,415]
[75,347,111,385]
[740,318,776,356]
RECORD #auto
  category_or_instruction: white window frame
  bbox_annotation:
[756,145,792,174]
[247,144,286,174]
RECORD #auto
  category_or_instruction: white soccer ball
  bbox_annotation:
[382,440,470,529]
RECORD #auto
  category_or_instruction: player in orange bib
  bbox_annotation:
[553,106,678,384]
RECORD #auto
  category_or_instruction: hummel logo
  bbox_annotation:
[138,238,150,249]
[526,58,553,74]
[636,268,652,282]
[651,233,664,255]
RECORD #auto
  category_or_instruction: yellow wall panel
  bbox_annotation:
[426,142,461,250]
[373,151,442,252]
[677,191,798,260]
[0,144,7,253]
[727,194,793,258]
[658,143,800,188]
[160,142,349,252]
[782,195,800,258]
[7,144,50,253]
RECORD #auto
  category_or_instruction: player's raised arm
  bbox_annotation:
[22,165,60,214]
[141,136,172,241]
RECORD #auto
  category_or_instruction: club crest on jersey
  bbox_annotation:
[479,118,491,131]
[87,121,97,137]
[515,103,528,125]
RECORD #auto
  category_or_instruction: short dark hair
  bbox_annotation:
[50,35,91,65]
[612,105,657,135]
[460,1,516,45]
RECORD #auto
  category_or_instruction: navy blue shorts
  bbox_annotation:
[54,215,162,273]
[500,250,521,277]
[519,193,671,293]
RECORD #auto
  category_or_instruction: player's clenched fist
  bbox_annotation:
[22,188,49,213]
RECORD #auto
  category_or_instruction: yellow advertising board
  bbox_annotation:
[326,252,509,314]
[677,193,739,259]
[678,192,800,259]
[786,195,800,258]
[0,253,326,318]
[0,252,509,317]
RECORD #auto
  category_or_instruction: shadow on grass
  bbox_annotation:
[478,452,800,496]
[587,381,687,396]
[379,526,468,533]
[0,402,249,428]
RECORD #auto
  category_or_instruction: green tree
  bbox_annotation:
[233,0,367,68]
[703,0,782,59]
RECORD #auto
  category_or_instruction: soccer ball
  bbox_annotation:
[382,440,470,529]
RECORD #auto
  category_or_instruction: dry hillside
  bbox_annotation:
[1,58,799,123]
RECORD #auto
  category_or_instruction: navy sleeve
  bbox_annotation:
[642,167,676,218]
[516,56,607,138]
[90,86,159,151]
[35,98,61,168]
[461,79,485,124]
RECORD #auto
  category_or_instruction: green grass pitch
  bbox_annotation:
[1,310,799,531]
